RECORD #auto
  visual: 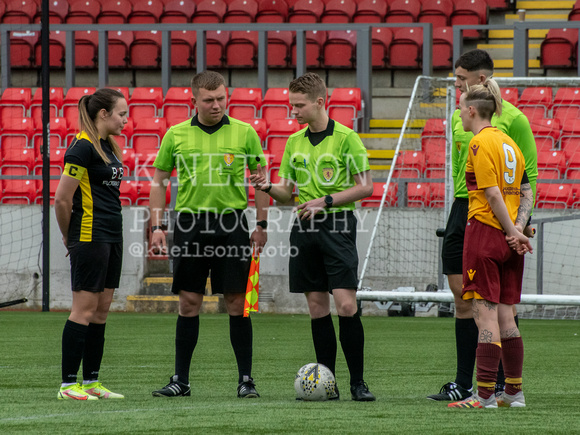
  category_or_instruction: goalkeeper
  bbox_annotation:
[428,49,537,402]
[250,72,376,401]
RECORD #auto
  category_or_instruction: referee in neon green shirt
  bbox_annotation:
[250,73,376,401]
[149,71,269,399]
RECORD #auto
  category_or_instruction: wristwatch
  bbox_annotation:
[324,195,334,208]
[256,220,268,229]
[151,225,163,232]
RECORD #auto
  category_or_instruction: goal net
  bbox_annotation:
[359,75,580,320]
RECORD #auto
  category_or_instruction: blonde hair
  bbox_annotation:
[76,88,124,164]
[464,78,503,119]
[190,70,226,96]
[289,72,327,103]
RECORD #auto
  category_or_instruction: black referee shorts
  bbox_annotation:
[289,211,359,293]
[68,241,123,292]
[171,210,252,295]
[441,198,468,275]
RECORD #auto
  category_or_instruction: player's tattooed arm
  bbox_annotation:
[515,182,533,232]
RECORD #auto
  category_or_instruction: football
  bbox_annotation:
[294,363,337,401]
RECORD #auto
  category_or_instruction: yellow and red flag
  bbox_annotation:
[243,249,260,317]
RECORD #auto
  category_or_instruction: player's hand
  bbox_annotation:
[150,229,167,256]
[250,227,267,253]
[62,236,69,257]
[506,232,533,255]
[295,198,325,220]
[249,164,270,192]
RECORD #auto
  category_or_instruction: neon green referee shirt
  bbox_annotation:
[278,119,370,213]
[153,115,267,213]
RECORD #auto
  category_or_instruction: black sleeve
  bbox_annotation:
[64,138,93,168]
[521,169,529,185]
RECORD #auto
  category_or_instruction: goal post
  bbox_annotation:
[358,75,580,319]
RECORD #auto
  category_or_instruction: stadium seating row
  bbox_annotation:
[8,26,456,70]
[0,86,361,127]
[1,0,501,26]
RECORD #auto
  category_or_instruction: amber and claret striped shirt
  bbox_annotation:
[63,132,123,243]
[465,127,528,231]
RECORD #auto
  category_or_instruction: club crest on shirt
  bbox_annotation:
[456,141,462,152]
[322,167,334,182]
[224,153,235,166]
[470,144,479,156]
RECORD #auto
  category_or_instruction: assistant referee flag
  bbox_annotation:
[244,250,260,317]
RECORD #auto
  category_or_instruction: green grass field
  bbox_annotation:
[0,311,578,434]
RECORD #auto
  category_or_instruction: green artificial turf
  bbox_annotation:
[0,311,578,434]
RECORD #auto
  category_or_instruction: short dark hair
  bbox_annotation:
[289,72,327,102]
[455,49,494,73]
[191,70,226,96]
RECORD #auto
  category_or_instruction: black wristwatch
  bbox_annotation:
[151,225,163,232]
[256,220,268,229]
[324,195,334,208]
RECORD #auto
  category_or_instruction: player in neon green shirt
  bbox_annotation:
[149,71,269,399]
[251,73,376,401]
[428,50,537,402]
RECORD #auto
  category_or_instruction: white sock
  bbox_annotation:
[61,382,76,388]
[83,380,98,385]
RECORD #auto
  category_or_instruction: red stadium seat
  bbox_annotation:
[0,179,38,204]
[570,0,580,21]
[30,87,64,123]
[228,88,262,120]
[132,117,167,166]
[33,30,65,68]
[429,182,445,207]
[33,0,68,24]
[131,31,162,68]
[419,0,453,29]
[500,87,519,106]
[9,31,38,68]
[288,0,324,23]
[74,30,99,68]
[394,150,425,178]
[224,0,258,23]
[0,117,35,173]
[226,30,259,68]
[432,26,453,69]
[33,116,67,153]
[535,183,573,208]
[171,31,196,68]
[386,0,420,23]
[192,0,227,23]
[206,30,230,68]
[66,0,101,24]
[529,118,561,152]
[537,150,566,179]
[423,118,446,136]
[163,87,193,126]
[572,184,580,208]
[256,0,289,23]
[2,0,37,24]
[540,28,578,69]
[291,30,327,68]
[268,31,293,68]
[0,87,32,122]
[161,0,197,23]
[323,30,356,69]
[361,182,398,207]
[407,182,431,207]
[265,119,301,163]
[261,88,291,127]
[487,0,509,10]
[128,0,163,24]
[353,0,388,23]
[421,136,445,155]
[117,117,134,152]
[62,87,97,121]
[327,88,361,129]
[118,179,138,206]
[450,0,488,40]
[129,87,164,120]
[560,119,580,157]
[321,0,356,24]
[552,88,580,126]
[389,27,423,69]
[518,87,553,120]
[565,144,580,179]
[243,118,268,143]
[108,30,133,68]
[97,0,132,24]
[371,27,393,68]
[424,151,446,178]
[34,178,61,204]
